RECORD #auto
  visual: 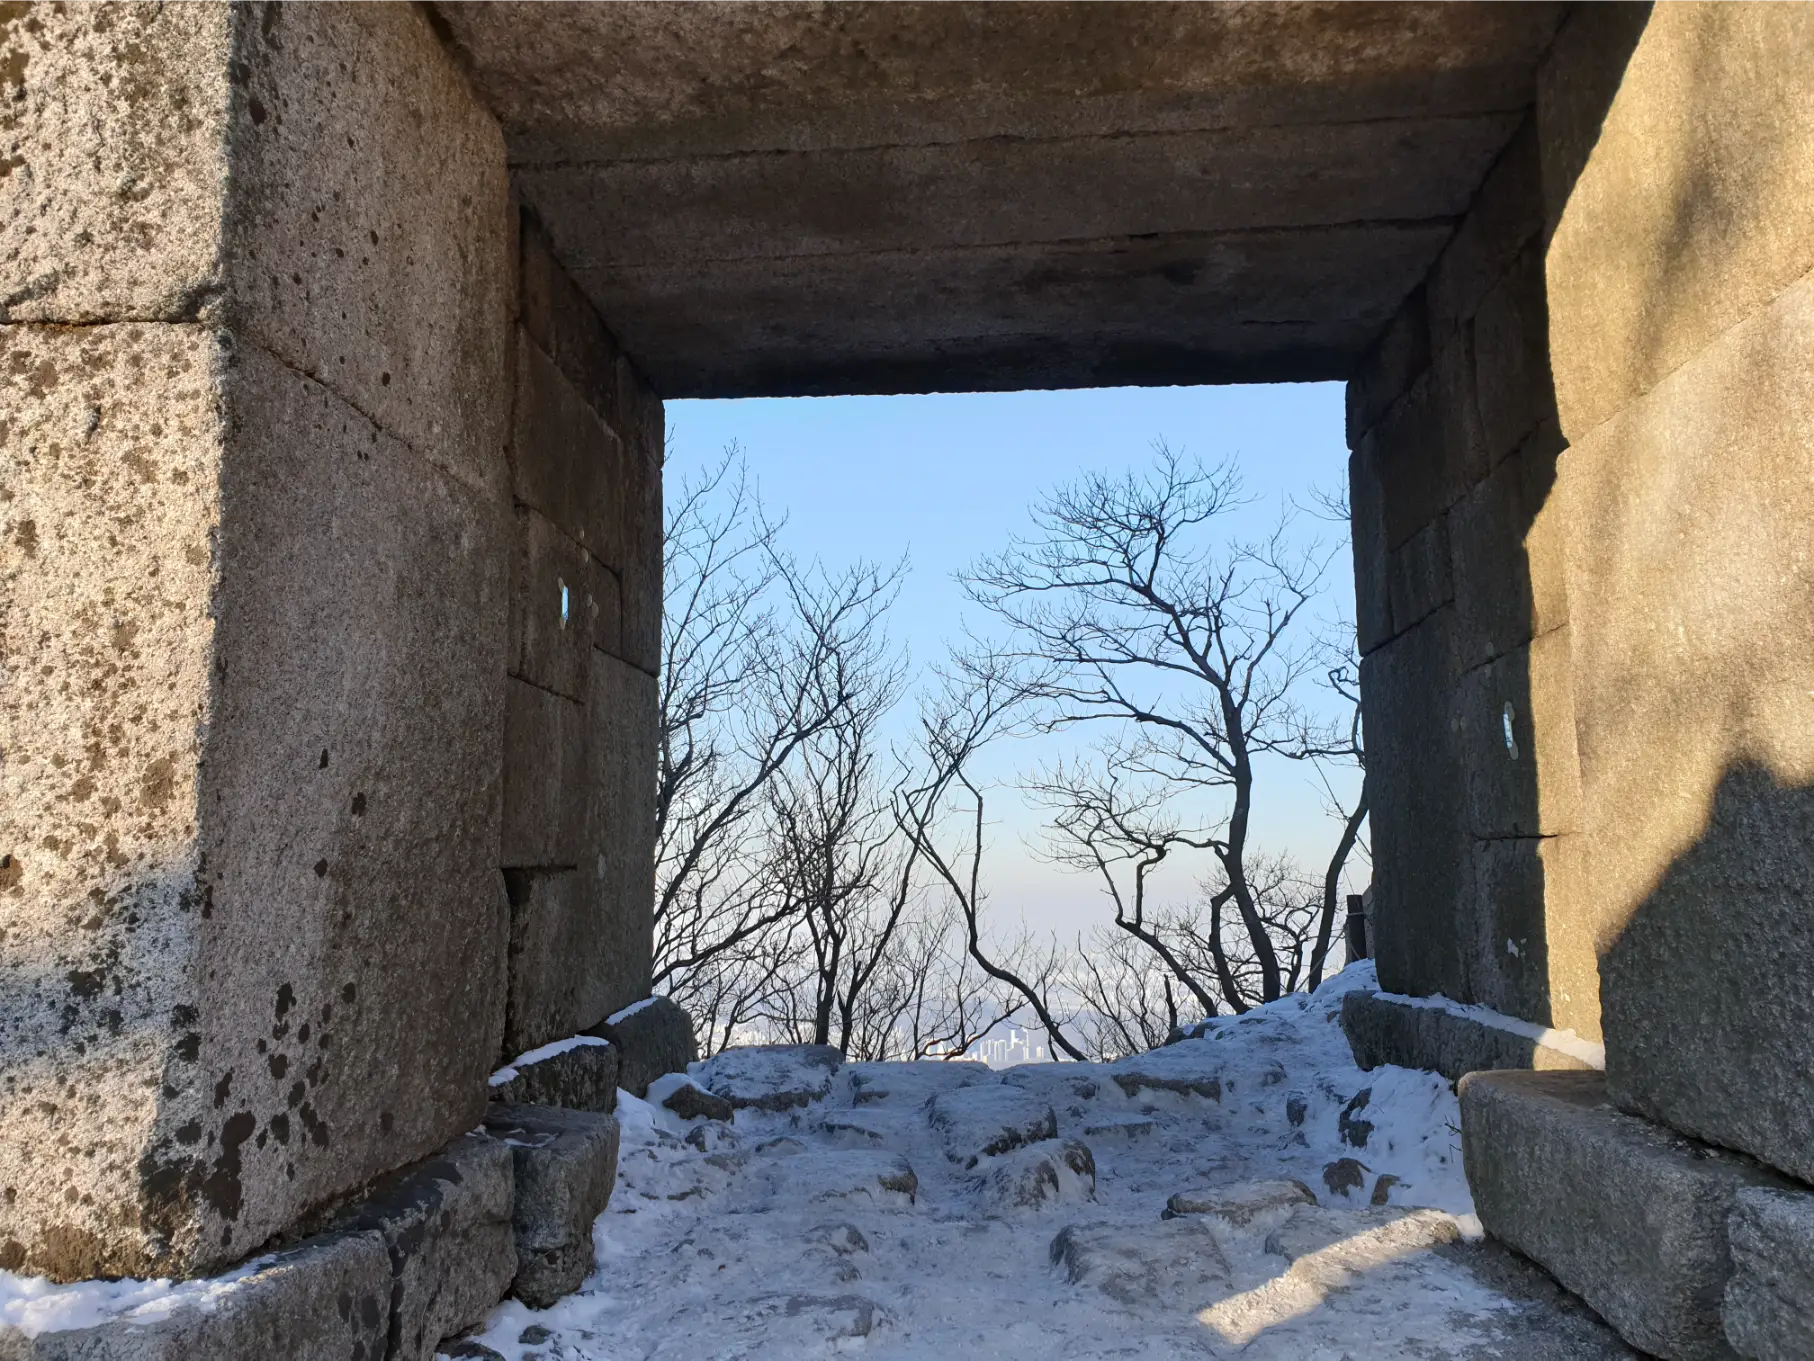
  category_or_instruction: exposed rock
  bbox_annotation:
[807,1223,870,1257]
[330,1132,517,1361]
[974,1140,1097,1214]
[1723,1187,1814,1361]
[847,1060,998,1106]
[816,1111,897,1147]
[1107,1044,1224,1101]
[1080,1114,1157,1145]
[488,1037,619,1112]
[1163,1178,1316,1228]
[1339,1087,1376,1147]
[1322,1157,1370,1199]
[1001,1065,1104,1103]
[926,1085,1059,1169]
[748,1151,918,1210]
[693,1044,843,1112]
[645,1074,734,1123]
[1050,1218,1229,1308]
[597,997,698,1097]
[4,1232,391,1361]
[484,1104,620,1309]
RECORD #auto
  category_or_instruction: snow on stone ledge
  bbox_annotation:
[1371,990,1607,1070]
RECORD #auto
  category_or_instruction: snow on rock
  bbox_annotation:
[972,1139,1097,1216]
[1162,1177,1316,1228]
[925,1084,1059,1168]
[742,1150,918,1210]
[1078,1112,1157,1145]
[444,961,1640,1361]
[644,1073,732,1123]
[1050,1217,1230,1307]
[691,1043,843,1112]
[847,1059,997,1106]
[1106,1043,1228,1101]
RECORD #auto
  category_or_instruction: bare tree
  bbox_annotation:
[653,450,904,1042]
[894,668,1091,1060]
[963,447,1366,1015]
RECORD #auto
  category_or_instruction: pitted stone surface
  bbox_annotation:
[0,324,511,1280]
[926,1085,1058,1168]
[693,1044,844,1112]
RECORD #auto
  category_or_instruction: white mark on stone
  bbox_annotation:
[559,579,570,629]
[1501,702,1519,760]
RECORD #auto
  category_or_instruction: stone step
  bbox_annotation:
[1459,1069,1794,1360]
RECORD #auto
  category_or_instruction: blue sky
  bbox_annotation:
[666,383,1363,937]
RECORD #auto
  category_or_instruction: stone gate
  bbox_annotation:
[2,3,1810,1358]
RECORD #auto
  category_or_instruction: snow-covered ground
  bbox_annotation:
[453,964,1634,1360]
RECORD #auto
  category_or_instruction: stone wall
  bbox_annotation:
[0,3,514,1280]
[1543,2,1814,1187]
[1349,105,1600,1039]
[499,214,662,1057]
[1362,5,1814,1352]
[1355,5,1814,1106]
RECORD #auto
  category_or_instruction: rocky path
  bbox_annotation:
[450,967,1636,1361]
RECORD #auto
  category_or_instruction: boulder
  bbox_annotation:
[926,1085,1058,1168]
[488,1036,619,1112]
[483,1104,621,1309]
[748,1151,917,1210]
[973,1140,1096,1214]
[1049,1218,1229,1308]
[1106,1044,1224,1101]
[1162,1178,1316,1228]
[693,1044,843,1113]
[596,997,698,1097]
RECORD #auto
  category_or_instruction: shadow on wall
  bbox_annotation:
[1599,763,1814,1174]
[1544,0,1814,1174]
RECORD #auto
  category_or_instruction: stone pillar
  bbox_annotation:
[1,4,513,1279]
[1348,110,1598,1038]
[498,214,661,1058]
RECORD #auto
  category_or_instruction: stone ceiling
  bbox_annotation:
[433,1,1567,397]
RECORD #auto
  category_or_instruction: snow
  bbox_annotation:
[0,1254,274,1339]
[605,997,661,1026]
[490,1034,615,1088]
[447,961,1623,1359]
[1372,988,1608,1069]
